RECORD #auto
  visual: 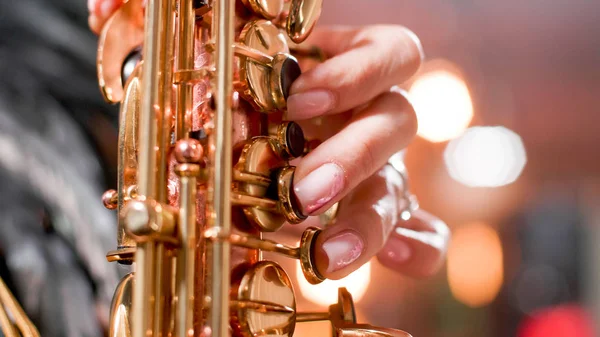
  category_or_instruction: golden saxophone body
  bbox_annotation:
[0,1,411,336]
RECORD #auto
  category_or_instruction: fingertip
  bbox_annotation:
[377,211,450,278]
[400,26,425,68]
[313,228,366,280]
[88,15,102,35]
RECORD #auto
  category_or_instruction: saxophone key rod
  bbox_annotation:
[204,226,325,284]
[208,0,236,336]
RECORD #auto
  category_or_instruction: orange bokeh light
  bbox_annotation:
[409,63,474,143]
[447,222,503,307]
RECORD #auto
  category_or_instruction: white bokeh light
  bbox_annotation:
[409,68,474,143]
[296,261,371,306]
[444,126,527,187]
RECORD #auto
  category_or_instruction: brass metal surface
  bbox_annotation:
[239,20,290,112]
[242,0,284,19]
[295,289,412,336]
[0,277,40,337]
[103,189,119,209]
[131,0,177,336]
[205,227,324,285]
[109,273,134,337]
[335,325,413,337]
[175,157,201,337]
[106,247,136,262]
[173,67,215,84]
[97,0,144,103]
[286,0,323,43]
[123,199,178,243]
[235,137,287,231]
[208,0,235,335]
[299,226,325,284]
[235,261,296,337]
[269,122,306,161]
[320,202,340,227]
[276,166,307,224]
[330,288,357,325]
[175,0,196,139]
[117,63,143,252]
[204,227,300,258]
[268,53,300,110]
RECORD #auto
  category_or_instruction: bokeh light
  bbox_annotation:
[517,305,594,337]
[447,222,503,308]
[409,65,474,143]
[444,126,527,187]
[296,261,371,306]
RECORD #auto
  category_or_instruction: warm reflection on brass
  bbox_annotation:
[234,135,306,231]
[239,20,290,112]
[173,67,215,84]
[234,137,287,231]
[320,202,340,227]
[268,122,306,160]
[117,63,143,254]
[233,261,296,337]
[103,189,119,209]
[106,247,136,262]
[336,325,413,337]
[298,226,324,284]
[0,277,40,337]
[209,0,236,335]
[204,227,324,284]
[276,166,307,224]
[242,0,284,19]
[174,139,202,337]
[109,273,134,337]
[97,0,144,103]
[286,0,323,43]
[295,288,413,337]
[123,199,178,243]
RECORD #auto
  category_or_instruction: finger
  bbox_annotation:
[292,89,417,217]
[377,209,450,278]
[88,0,124,34]
[313,165,402,280]
[286,25,424,120]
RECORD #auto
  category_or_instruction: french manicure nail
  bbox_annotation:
[382,237,411,264]
[286,90,335,120]
[322,231,365,273]
[294,163,345,215]
[88,0,97,12]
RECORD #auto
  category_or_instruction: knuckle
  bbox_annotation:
[354,139,376,178]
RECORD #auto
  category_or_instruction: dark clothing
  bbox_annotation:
[0,1,122,336]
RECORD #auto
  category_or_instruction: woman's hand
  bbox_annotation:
[285,25,449,279]
[88,2,450,280]
[88,0,126,34]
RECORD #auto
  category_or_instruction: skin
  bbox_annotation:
[88,0,450,280]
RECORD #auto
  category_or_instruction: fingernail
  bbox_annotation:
[322,231,365,273]
[382,237,412,264]
[286,90,335,120]
[294,163,345,215]
[100,0,114,17]
[88,0,96,12]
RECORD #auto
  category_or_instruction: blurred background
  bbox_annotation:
[0,0,598,337]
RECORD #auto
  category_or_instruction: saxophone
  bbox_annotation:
[0,0,411,336]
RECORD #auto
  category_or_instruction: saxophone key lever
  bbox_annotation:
[204,226,325,284]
